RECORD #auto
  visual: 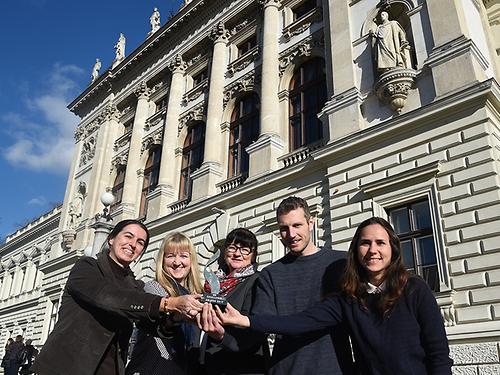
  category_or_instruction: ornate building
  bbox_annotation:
[1,0,499,372]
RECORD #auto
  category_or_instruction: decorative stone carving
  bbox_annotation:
[91,58,101,83]
[141,131,163,155]
[75,119,100,142]
[79,137,96,166]
[279,34,324,75]
[258,0,281,7]
[178,104,205,134]
[370,11,416,114]
[374,68,416,113]
[182,80,209,105]
[110,154,128,172]
[134,81,150,99]
[227,46,259,77]
[67,182,86,230]
[61,229,76,250]
[230,19,251,35]
[100,103,120,123]
[210,21,230,43]
[283,7,322,41]
[223,73,256,107]
[168,54,187,74]
[120,106,133,117]
[113,33,126,66]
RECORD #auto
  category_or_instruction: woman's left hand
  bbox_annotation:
[197,303,225,341]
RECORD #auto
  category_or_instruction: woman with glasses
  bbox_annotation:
[198,228,269,375]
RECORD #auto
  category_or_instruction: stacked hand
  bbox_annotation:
[164,294,203,320]
[197,303,225,341]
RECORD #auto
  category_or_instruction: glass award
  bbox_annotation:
[200,249,228,311]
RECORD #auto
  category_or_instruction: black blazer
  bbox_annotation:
[32,252,160,375]
[200,272,269,375]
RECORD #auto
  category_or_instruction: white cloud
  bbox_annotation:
[1,63,84,174]
[27,196,47,206]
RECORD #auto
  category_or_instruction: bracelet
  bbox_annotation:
[163,297,169,312]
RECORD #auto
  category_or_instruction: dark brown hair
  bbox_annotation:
[341,217,409,316]
[276,196,311,221]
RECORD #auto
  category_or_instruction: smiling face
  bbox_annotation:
[224,242,253,272]
[163,245,192,285]
[278,208,316,256]
[108,224,148,267]
[357,224,393,285]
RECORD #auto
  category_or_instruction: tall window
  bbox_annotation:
[110,166,126,212]
[387,200,439,291]
[193,69,208,87]
[229,94,260,178]
[139,146,162,218]
[179,122,205,200]
[289,58,327,151]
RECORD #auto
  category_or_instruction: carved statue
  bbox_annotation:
[91,58,101,82]
[150,8,161,34]
[114,33,126,62]
[370,11,411,72]
[67,183,86,230]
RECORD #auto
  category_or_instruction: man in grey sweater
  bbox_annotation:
[251,197,354,375]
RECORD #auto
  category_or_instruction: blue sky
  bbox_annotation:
[0,0,183,241]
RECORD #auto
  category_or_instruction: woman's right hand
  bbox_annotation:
[215,303,250,328]
[164,294,203,320]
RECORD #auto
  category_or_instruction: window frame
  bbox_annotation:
[179,122,205,201]
[139,146,162,218]
[288,57,327,151]
[228,93,260,178]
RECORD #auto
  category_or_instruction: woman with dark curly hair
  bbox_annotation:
[218,217,452,375]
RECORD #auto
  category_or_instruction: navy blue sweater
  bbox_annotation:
[250,277,452,375]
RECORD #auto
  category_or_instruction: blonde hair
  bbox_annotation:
[156,232,203,297]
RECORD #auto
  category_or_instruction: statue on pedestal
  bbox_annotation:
[91,58,101,83]
[370,11,411,73]
[149,8,161,35]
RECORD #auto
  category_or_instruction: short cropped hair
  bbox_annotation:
[276,196,311,221]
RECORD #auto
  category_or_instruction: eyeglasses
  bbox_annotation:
[226,244,252,256]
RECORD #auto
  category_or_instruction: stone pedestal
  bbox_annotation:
[374,68,417,114]
[247,134,284,178]
[190,162,223,201]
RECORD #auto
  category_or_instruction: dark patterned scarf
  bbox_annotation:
[204,264,255,296]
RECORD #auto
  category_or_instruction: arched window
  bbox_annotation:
[139,146,162,218]
[179,122,205,200]
[229,93,260,178]
[110,166,126,213]
[288,58,327,150]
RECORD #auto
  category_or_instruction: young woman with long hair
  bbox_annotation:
[217,217,453,375]
[126,232,203,375]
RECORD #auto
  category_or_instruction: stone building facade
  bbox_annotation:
[1,0,499,373]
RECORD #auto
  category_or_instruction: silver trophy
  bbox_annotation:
[200,249,228,310]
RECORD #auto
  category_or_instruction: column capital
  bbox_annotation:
[99,103,120,123]
[168,54,187,74]
[259,0,281,9]
[210,21,230,44]
[134,81,151,100]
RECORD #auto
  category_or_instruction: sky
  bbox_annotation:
[0,0,183,242]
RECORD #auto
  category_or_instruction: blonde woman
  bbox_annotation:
[126,232,204,375]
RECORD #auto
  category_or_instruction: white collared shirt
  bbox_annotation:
[366,281,387,294]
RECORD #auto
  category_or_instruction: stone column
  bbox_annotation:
[318,0,363,140]
[78,102,121,249]
[155,55,187,216]
[247,0,284,178]
[120,81,150,219]
[426,0,489,96]
[191,22,228,201]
